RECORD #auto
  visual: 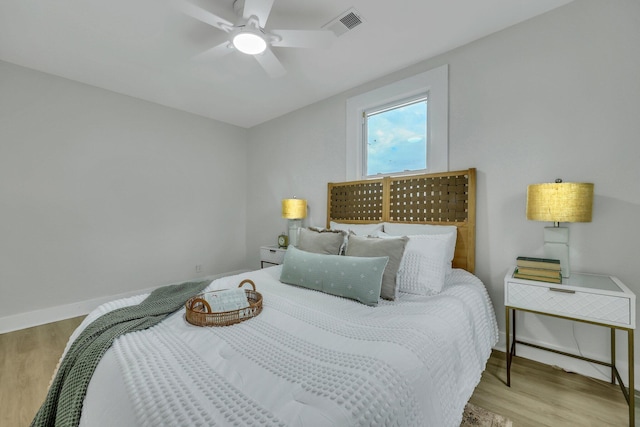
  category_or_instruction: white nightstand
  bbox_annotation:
[260,245,287,268]
[504,266,636,426]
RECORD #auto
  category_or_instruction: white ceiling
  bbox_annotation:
[0,0,572,128]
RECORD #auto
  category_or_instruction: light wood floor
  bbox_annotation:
[0,316,85,427]
[0,318,635,426]
[468,351,633,426]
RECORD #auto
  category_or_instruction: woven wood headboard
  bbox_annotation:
[327,168,476,273]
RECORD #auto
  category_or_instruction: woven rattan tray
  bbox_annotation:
[185,279,262,327]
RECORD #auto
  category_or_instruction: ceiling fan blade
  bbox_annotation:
[270,29,336,49]
[193,41,234,62]
[242,0,275,26]
[174,0,234,33]
[254,48,286,78]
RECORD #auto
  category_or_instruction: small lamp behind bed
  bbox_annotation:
[526,179,594,278]
[282,198,307,247]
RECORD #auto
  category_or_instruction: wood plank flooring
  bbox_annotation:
[469,351,633,426]
[0,316,84,427]
[0,318,635,426]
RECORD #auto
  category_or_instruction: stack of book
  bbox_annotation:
[514,256,562,283]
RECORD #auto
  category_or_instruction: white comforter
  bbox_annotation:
[67,267,498,427]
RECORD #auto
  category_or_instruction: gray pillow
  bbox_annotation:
[280,246,388,306]
[345,235,408,300]
[297,227,346,255]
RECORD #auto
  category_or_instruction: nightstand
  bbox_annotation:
[260,245,287,268]
[504,266,636,426]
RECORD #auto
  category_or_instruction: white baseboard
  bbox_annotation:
[494,331,638,391]
[0,270,248,334]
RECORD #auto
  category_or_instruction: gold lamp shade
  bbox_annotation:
[526,182,594,223]
[282,198,307,219]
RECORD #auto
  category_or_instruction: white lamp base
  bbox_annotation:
[543,227,570,278]
[288,219,302,247]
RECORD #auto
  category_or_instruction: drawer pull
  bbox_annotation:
[549,287,575,294]
[269,249,276,253]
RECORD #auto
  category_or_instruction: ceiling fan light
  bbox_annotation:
[232,31,267,55]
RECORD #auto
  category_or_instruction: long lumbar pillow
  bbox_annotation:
[279,246,388,306]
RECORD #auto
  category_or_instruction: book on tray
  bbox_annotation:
[514,256,562,283]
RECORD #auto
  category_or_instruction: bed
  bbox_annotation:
[43,168,498,427]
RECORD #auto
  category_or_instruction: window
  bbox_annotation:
[364,94,427,177]
[346,65,448,180]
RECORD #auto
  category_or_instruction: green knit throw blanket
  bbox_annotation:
[31,280,210,427]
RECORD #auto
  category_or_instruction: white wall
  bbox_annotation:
[0,61,248,330]
[246,97,347,254]
[247,0,640,385]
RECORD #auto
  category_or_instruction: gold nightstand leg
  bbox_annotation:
[513,310,516,357]
[629,329,634,427]
[506,307,511,387]
[612,328,616,384]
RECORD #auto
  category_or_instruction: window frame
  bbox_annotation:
[346,64,448,180]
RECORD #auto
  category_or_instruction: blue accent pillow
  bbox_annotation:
[279,246,389,306]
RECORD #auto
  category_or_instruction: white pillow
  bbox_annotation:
[330,221,383,236]
[382,223,457,273]
[396,234,449,295]
[371,231,451,295]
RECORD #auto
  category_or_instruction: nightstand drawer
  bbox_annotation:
[260,246,286,265]
[506,281,631,326]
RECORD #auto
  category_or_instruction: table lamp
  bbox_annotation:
[526,179,594,278]
[282,198,307,247]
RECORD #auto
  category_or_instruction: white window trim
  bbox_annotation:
[346,64,448,180]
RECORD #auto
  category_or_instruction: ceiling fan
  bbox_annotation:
[176,0,336,78]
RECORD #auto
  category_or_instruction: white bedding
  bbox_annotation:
[65,267,498,427]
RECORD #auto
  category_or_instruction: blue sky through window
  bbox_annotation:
[366,98,427,176]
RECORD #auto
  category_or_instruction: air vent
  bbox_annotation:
[339,11,362,30]
[323,8,364,37]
